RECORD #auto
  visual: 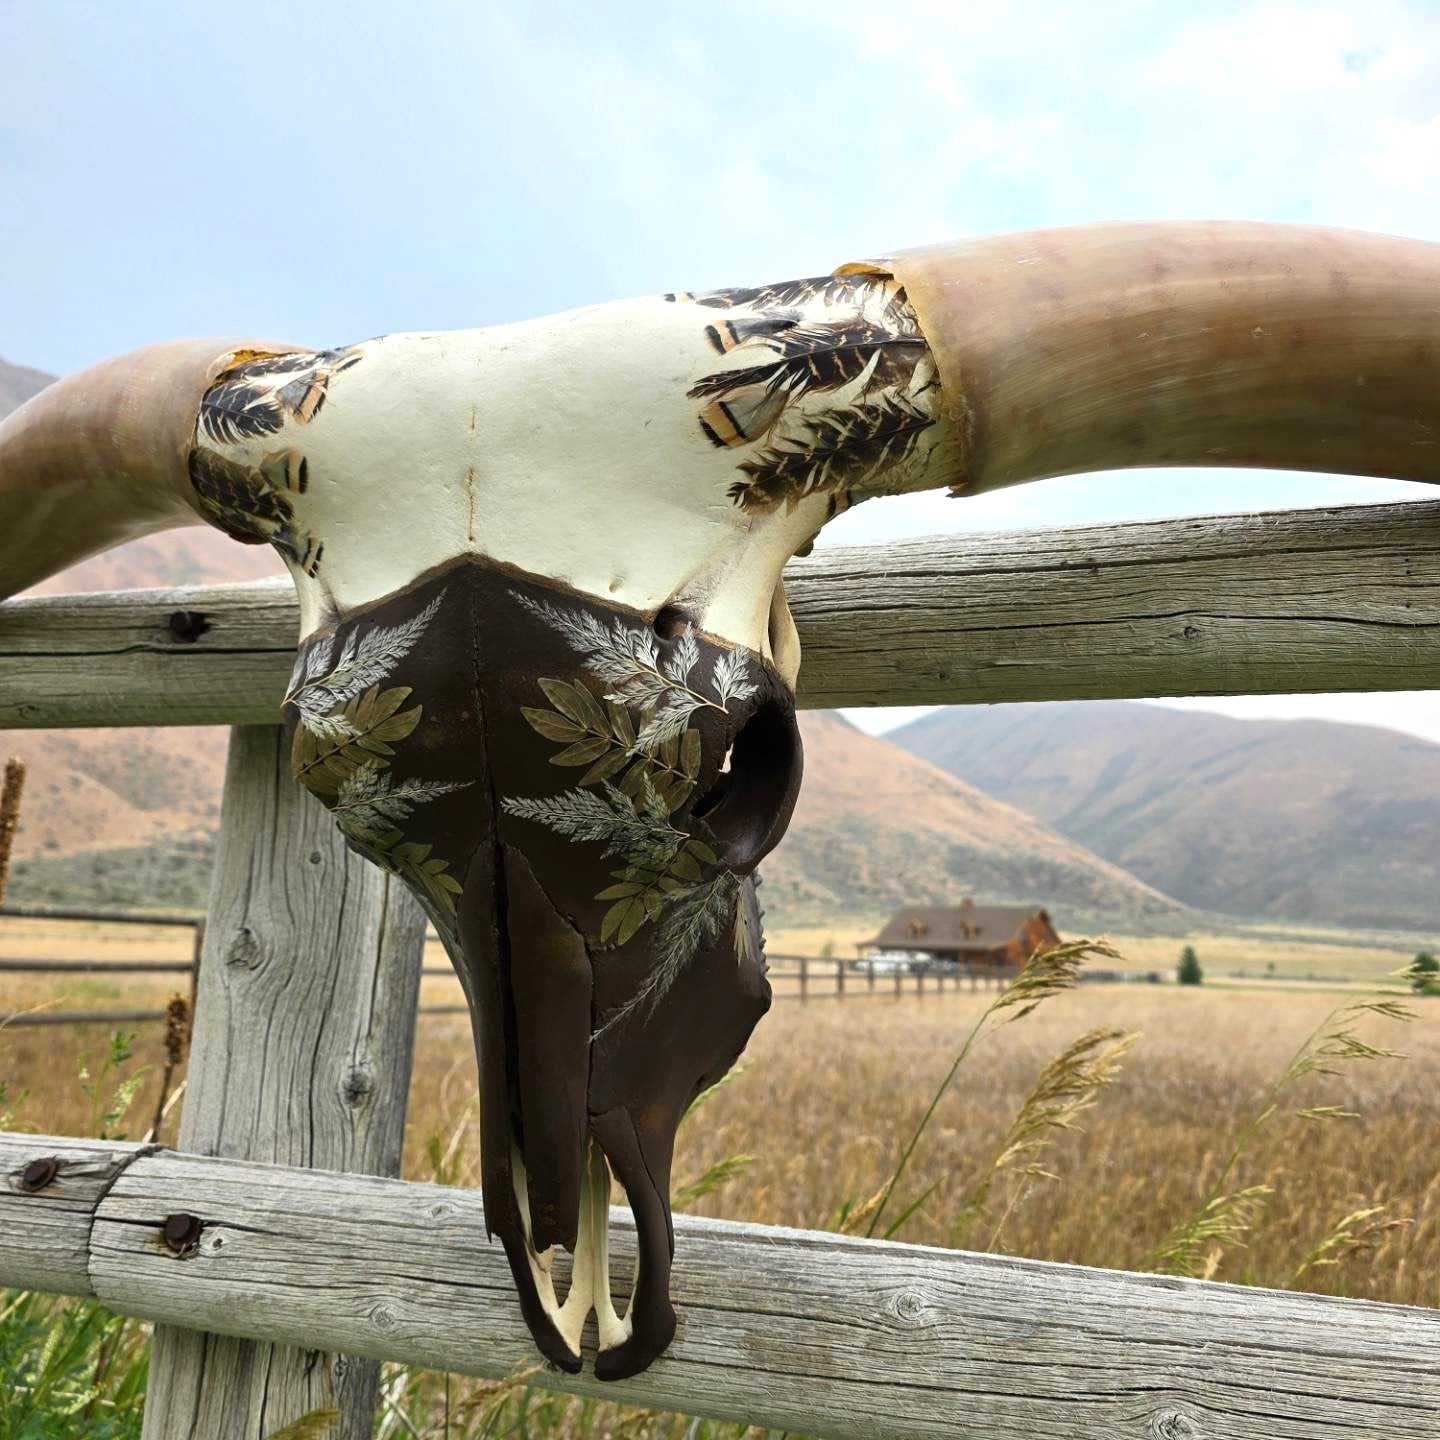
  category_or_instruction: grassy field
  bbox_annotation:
[2,918,1437,1436]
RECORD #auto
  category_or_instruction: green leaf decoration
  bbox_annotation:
[597,881,645,899]
[580,748,630,786]
[617,763,649,799]
[291,684,422,796]
[551,736,614,767]
[687,838,719,866]
[616,897,648,944]
[681,727,702,779]
[521,706,586,743]
[601,899,627,942]
[564,677,610,733]
[608,699,635,747]
[537,677,601,732]
[667,777,697,813]
[671,850,702,882]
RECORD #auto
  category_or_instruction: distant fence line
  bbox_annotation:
[1,903,1031,1027]
[0,904,1161,1028]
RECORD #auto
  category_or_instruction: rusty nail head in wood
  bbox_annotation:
[162,1212,204,1252]
[18,1157,59,1192]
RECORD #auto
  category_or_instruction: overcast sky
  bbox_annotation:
[4,1,1439,739]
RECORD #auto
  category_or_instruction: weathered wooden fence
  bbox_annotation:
[0,905,472,1027]
[3,496,1440,1439]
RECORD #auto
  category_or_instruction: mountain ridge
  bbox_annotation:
[890,700,1440,931]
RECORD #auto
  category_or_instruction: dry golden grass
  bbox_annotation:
[392,983,1440,1308]
[9,968,1433,1310]
[5,945,1438,1438]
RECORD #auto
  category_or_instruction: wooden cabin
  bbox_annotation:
[859,899,1060,969]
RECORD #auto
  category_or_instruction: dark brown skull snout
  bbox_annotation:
[283,557,801,1378]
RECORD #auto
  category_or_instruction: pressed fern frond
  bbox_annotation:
[288,596,442,736]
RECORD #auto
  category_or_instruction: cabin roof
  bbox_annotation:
[864,902,1051,952]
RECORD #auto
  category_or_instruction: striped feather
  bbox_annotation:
[188,447,321,569]
[703,312,800,354]
[684,274,884,310]
[698,388,788,448]
[688,325,928,411]
[727,393,934,512]
[198,348,361,446]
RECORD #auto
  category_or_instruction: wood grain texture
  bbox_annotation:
[140,726,427,1440]
[4,499,1440,726]
[0,1141,1420,1440]
[0,577,295,728]
[0,1132,152,1294]
[791,498,1440,707]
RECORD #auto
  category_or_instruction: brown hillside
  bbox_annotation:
[2,727,228,860]
[763,712,1182,928]
[0,357,53,416]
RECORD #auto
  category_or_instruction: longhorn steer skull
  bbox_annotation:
[3,222,1439,1377]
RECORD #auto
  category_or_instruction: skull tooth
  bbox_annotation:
[512,1139,636,1358]
[587,1139,635,1351]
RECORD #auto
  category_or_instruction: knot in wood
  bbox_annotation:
[370,1302,399,1333]
[17,1156,60,1192]
[342,1065,375,1107]
[1149,1408,1201,1439]
[224,926,263,970]
[166,609,210,644]
[893,1289,927,1323]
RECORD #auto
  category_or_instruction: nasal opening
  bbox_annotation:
[689,700,802,873]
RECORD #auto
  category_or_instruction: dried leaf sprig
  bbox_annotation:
[950,1026,1138,1248]
[515,592,758,751]
[286,595,441,739]
[0,756,26,908]
[1290,1202,1414,1288]
[1144,994,1415,1279]
[858,937,1119,1239]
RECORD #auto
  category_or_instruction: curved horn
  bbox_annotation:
[849,221,1440,495]
[0,338,287,598]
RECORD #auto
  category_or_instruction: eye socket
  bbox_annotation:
[652,605,689,640]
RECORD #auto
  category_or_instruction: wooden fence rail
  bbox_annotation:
[4,498,1440,728]
[4,1130,1438,1440]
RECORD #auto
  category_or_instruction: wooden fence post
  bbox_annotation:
[141,726,427,1440]
[798,954,808,1003]
[836,960,844,999]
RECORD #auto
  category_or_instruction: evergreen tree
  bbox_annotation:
[1412,951,1438,995]
[1177,945,1203,986]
